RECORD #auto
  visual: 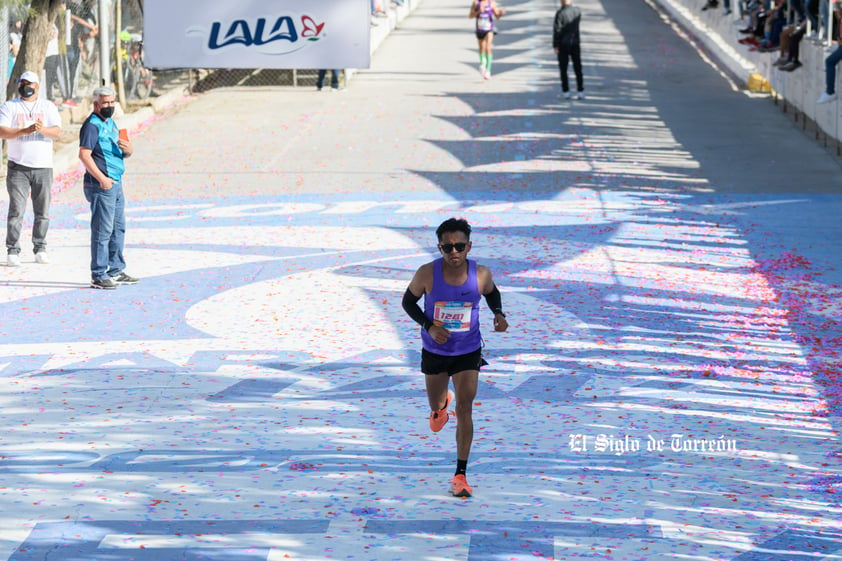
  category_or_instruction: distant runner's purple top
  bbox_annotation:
[421,258,482,356]
[476,2,495,32]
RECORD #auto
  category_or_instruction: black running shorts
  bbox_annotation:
[421,348,487,376]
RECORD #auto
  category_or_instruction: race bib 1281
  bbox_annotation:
[433,301,472,331]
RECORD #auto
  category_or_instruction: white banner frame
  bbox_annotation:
[144,0,370,69]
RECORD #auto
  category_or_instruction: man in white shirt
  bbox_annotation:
[0,71,62,266]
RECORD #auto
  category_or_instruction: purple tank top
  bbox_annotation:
[476,2,495,32]
[421,258,482,356]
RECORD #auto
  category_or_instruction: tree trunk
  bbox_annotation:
[7,0,63,99]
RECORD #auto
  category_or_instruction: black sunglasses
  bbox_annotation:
[439,242,468,253]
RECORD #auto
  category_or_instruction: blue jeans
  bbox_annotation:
[825,45,842,95]
[807,0,829,34]
[791,0,806,22]
[317,69,340,89]
[84,182,126,280]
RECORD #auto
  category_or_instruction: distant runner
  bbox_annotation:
[469,0,506,79]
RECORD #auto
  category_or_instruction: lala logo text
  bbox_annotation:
[208,14,325,50]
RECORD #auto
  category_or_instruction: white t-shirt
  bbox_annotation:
[0,98,62,168]
[46,24,59,57]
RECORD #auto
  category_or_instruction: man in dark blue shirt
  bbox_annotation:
[78,86,139,289]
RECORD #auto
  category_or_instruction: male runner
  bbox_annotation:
[402,217,508,497]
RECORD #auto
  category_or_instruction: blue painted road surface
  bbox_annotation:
[2,0,842,559]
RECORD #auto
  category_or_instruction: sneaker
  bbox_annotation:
[429,390,453,432]
[34,251,49,264]
[6,253,20,267]
[576,91,586,99]
[110,272,139,285]
[484,69,491,79]
[91,277,118,290]
[817,92,838,104]
[780,60,802,71]
[450,474,473,498]
[563,91,572,99]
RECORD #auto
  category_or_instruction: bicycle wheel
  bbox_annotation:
[135,66,154,100]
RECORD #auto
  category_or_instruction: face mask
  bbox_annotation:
[99,106,115,119]
[18,84,35,98]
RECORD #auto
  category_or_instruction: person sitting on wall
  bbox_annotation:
[774,18,808,70]
[738,0,770,45]
[817,0,842,103]
[756,0,788,51]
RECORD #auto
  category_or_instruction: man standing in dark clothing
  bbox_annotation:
[553,0,584,99]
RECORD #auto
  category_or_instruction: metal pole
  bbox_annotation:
[1,6,8,103]
[99,0,110,86]
[115,0,125,105]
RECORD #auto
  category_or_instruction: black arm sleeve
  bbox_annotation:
[402,288,433,331]
[483,285,505,316]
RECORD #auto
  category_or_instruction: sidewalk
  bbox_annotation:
[45,0,423,190]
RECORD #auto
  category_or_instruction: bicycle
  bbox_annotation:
[120,31,154,100]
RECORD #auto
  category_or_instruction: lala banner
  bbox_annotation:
[143,0,371,69]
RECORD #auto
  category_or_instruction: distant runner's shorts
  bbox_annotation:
[421,348,487,376]
[475,30,492,40]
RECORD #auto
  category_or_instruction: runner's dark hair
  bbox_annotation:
[436,218,472,241]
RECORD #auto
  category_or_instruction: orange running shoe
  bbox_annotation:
[429,390,453,432]
[450,474,473,498]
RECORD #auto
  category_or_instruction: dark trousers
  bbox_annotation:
[788,24,807,61]
[44,55,63,100]
[6,161,52,254]
[317,69,340,90]
[557,45,583,93]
